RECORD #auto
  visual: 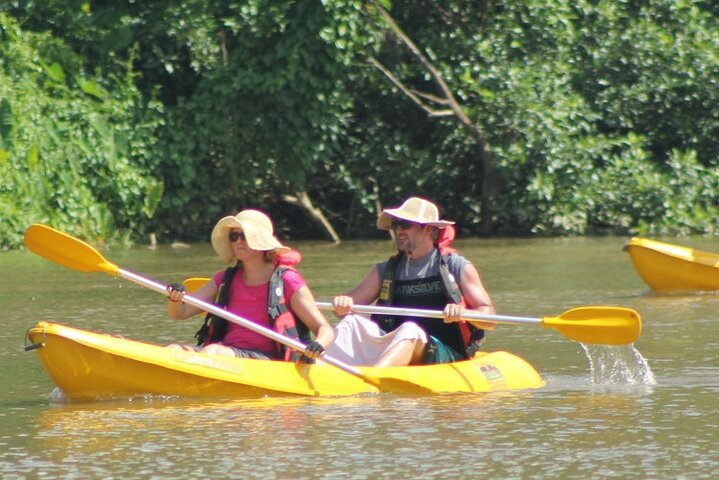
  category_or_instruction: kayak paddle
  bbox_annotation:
[315,302,641,345]
[23,224,430,395]
[187,278,640,344]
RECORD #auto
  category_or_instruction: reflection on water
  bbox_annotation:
[2,236,719,478]
[9,384,713,479]
[23,395,508,478]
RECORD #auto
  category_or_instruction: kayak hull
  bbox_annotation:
[624,237,719,291]
[26,322,544,401]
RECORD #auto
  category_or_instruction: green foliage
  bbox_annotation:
[333,0,719,236]
[146,1,366,238]
[1,1,717,246]
[571,0,719,165]
[589,141,719,235]
[0,13,164,249]
[0,98,12,152]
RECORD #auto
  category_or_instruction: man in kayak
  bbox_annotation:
[327,196,496,367]
[166,209,334,361]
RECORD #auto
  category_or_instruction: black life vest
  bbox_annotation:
[194,264,311,361]
[372,250,485,358]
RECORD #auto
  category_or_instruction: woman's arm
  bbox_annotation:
[289,285,335,350]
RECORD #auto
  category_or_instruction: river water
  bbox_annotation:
[1,236,718,478]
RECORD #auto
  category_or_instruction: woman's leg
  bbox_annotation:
[200,343,237,356]
[166,343,198,352]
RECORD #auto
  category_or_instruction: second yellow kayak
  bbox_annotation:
[624,237,719,291]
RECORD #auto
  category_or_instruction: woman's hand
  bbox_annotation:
[303,340,325,360]
[166,283,187,303]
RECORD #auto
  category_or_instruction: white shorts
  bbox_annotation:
[324,314,428,366]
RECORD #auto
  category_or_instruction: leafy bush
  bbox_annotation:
[1,1,718,245]
[0,13,164,249]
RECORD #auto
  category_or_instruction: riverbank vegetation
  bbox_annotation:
[1,1,717,249]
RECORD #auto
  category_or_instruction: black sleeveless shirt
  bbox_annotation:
[372,250,469,354]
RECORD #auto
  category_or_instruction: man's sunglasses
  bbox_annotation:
[391,220,415,230]
[228,231,246,242]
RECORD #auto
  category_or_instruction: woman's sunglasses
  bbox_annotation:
[391,220,415,230]
[228,231,246,242]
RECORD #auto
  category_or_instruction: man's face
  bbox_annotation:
[392,220,427,253]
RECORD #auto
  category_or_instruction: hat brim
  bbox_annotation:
[376,211,455,230]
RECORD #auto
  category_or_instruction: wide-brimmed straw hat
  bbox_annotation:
[377,197,455,230]
[211,209,290,262]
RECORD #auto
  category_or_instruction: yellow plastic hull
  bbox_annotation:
[624,237,719,291]
[26,322,544,401]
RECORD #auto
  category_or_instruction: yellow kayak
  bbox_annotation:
[25,321,544,401]
[624,237,719,291]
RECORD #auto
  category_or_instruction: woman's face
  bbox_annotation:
[228,228,262,261]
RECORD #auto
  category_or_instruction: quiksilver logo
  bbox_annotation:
[395,281,443,296]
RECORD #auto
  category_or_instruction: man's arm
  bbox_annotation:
[445,264,497,329]
[332,267,382,317]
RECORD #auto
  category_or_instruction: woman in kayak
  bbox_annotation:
[165,209,334,361]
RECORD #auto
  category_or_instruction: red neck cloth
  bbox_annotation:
[276,249,302,266]
[436,225,457,255]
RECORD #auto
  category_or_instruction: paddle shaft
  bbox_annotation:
[315,301,541,326]
[315,301,641,346]
[182,279,641,345]
[118,269,368,379]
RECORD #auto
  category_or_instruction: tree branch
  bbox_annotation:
[368,57,453,117]
[373,5,490,145]
[367,2,498,234]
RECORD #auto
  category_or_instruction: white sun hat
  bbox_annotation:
[211,209,290,263]
[376,197,455,230]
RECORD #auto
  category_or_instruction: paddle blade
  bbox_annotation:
[183,277,210,293]
[542,307,641,345]
[24,224,119,275]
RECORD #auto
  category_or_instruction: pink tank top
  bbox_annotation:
[213,268,306,355]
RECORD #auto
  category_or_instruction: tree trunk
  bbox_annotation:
[369,176,395,241]
[283,191,341,244]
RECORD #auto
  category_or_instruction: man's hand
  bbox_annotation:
[332,295,354,318]
[445,303,498,330]
[443,303,465,323]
